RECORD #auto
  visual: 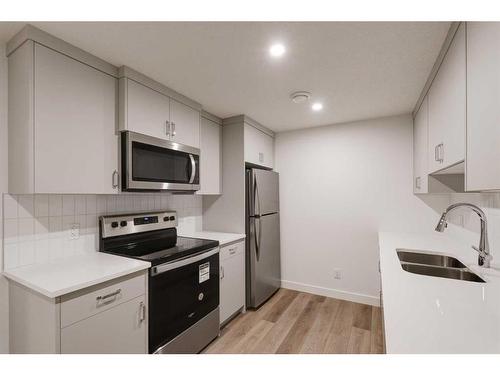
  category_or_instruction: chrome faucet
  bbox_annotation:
[435,203,492,268]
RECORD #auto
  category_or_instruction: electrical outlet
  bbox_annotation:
[70,223,80,240]
[333,268,342,280]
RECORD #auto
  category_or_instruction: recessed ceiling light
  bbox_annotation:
[312,102,323,111]
[269,43,286,58]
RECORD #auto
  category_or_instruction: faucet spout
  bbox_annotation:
[434,203,491,268]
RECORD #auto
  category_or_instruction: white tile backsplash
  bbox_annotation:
[34,195,49,217]
[62,195,75,216]
[18,195,34,218]
[48,195,62,217]
[3,195,18,219]
[2,193,202,270]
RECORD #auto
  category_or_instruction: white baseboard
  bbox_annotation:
[281,280,380,307]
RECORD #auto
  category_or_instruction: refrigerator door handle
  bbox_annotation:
[254,217,261,261]
[254,176,261,217]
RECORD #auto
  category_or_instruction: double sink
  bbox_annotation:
[397,249,485,283]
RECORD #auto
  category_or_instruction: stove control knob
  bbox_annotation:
[120,221,127,227]
[170,216,175,221]
[163,217,170,221]
[111,221,119,228]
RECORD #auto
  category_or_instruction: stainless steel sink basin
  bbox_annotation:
[397,250,467,268]
[396,249,485,283]
[400,263,485,283]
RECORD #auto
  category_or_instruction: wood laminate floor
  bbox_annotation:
[204,288,384,354]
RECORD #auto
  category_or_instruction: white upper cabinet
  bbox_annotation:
[122,79,170,140]
[118,69,201,149]
[428,23,466,174]
[413,96,428,194]
[198,116,222,195]
[244,123,274,169]
[8,42,119,194]
[466,22,500,191]
[169,99,200,148]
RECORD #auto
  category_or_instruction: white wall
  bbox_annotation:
[275,114,450,305]
[0,43,9,353]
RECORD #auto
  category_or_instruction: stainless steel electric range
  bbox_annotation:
[99,211,220,354]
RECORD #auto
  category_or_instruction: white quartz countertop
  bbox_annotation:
[177,230,245,246]
[2,252,151,299]
[379,231,500,353]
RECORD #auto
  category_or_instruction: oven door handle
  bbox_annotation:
[151,247,219,276]
[189,154,196,184]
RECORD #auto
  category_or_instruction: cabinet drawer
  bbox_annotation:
[61,295,147,354]
[220,240,245,261]
[60,273,146,328]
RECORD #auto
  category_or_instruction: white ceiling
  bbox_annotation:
[0,22,450,132]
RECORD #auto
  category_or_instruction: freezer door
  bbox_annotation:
[247,213,281,308]
[250,169,279,216]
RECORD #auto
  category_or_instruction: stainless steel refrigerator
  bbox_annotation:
[245,168,281,309]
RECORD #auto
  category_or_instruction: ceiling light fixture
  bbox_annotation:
[312,102,323,111]
[269,43,286,58]
[290,91,311,104]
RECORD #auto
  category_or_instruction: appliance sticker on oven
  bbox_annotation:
[199,262,210,283]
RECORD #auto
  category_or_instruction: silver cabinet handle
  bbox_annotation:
[220,265,224,280]
[171,122,176,137]
[165,120,170,137]
[415,176,421,189]
[434,145,439,162]
[112,170,119,189]
[439,143,444,163]
[139,301,146,323]
[96,288,121,304]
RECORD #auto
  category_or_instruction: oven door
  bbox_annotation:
[149,248,219,354]
[122,131,200,191]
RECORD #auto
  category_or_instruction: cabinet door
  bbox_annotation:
[244,124,274,169]
[125,79,171,140]
[198,117,222,195]
[34,44,119,194]
[61,295,147,354]
[428,23,466,173]
[413,96,428,194]
[170,99,200,148]
[220,249,245,324]
[466,22,500,191]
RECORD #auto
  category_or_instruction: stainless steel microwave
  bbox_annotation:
[121,131,200,192]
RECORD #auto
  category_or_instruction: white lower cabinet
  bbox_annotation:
[61,295,147,354]
[219,240,245,325]
[9,272,148,354]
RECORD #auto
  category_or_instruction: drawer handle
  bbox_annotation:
[96,288,121,304]
[139,301,146,323]
[228,247,236,255]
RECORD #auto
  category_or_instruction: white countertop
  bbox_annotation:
[178,230,245,246]
[2,252,151,299]
[379,231,500,353]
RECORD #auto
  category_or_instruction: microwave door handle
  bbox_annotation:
[189,154,196,183]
